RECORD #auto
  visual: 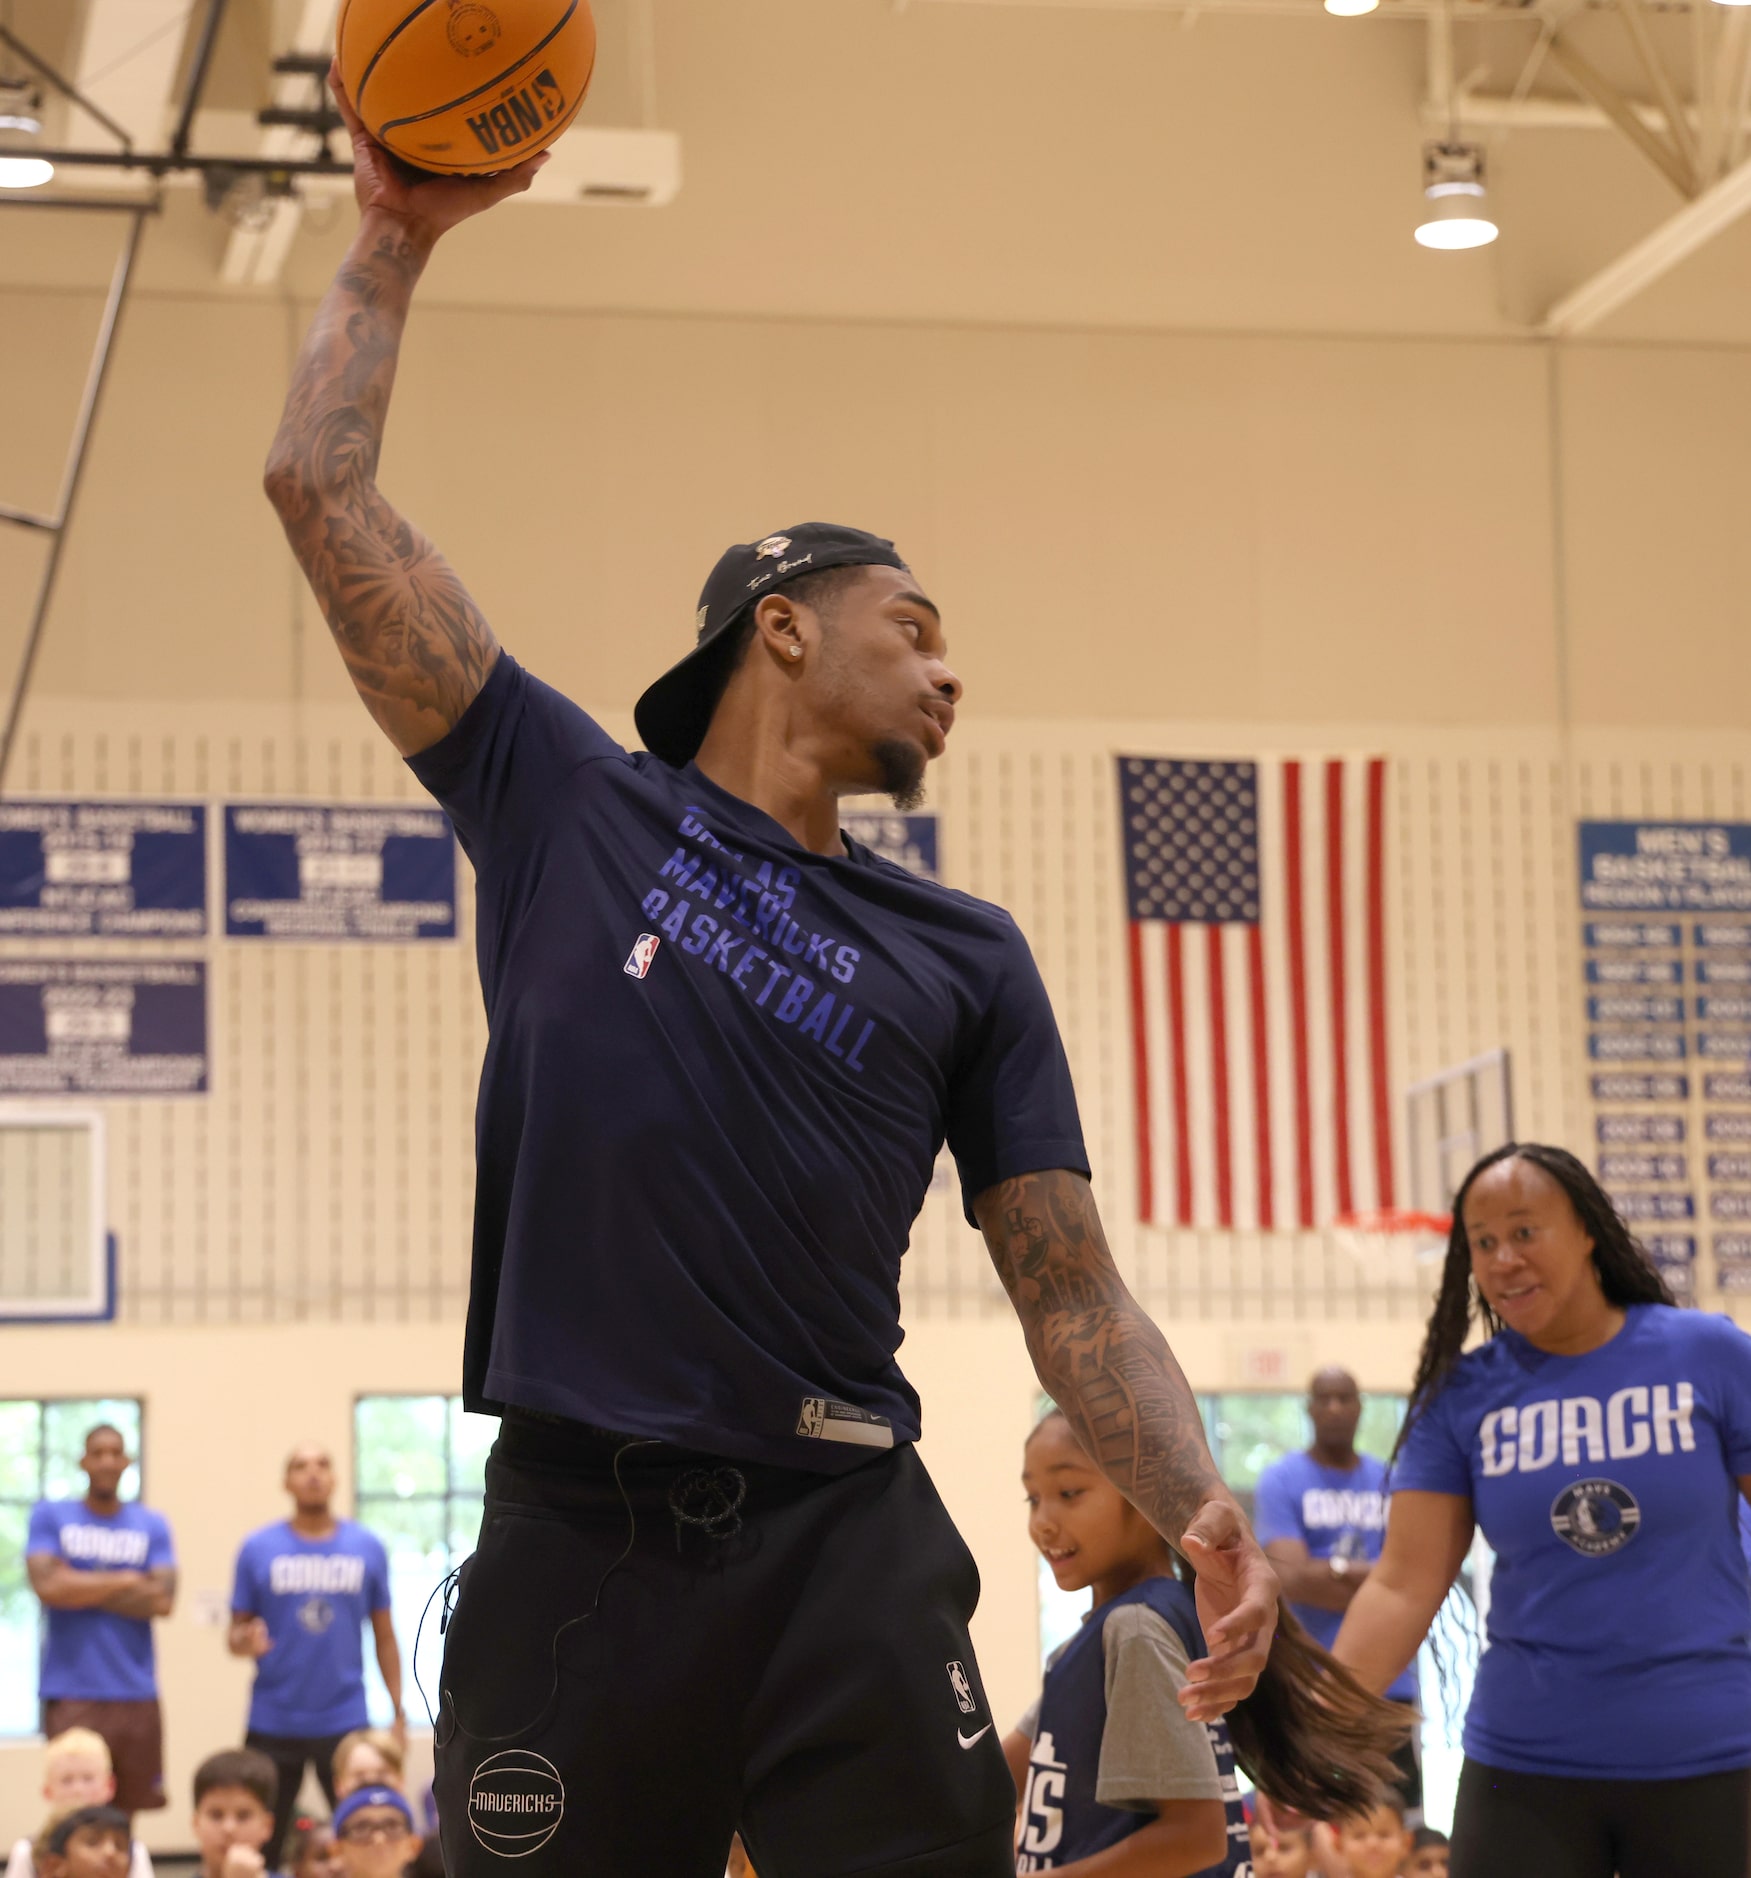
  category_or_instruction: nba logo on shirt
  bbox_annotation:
[947,1661,976,1714]
[624,933,661,979]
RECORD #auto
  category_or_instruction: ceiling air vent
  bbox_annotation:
[520,128,682,208]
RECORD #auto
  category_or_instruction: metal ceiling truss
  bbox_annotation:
[0,0,350,792]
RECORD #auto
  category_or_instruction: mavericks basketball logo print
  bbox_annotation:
[1551,1478,1642,1556]
[468,1750,565,1857]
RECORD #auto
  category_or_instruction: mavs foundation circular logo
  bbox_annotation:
[1550,1478,1642,1557]
[468,1750,564,1857]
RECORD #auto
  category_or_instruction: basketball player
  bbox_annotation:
[1331,1144,1751,1878]
[262,76,1285,1877]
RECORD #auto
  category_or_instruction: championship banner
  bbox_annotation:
[224,803,457,941]
[0,959,207,1096]
[1117,755,1393,1232]
[0,801,206,938]
[1578,820,1751,1299]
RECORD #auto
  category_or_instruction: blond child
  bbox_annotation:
[4,1732,152,1878]
[328,1733,402,1803]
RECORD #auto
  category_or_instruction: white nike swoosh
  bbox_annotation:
[957,1725,993,1749]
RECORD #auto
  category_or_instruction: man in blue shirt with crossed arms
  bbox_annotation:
[27,1424,176,1820]
[261,74,1281,1878]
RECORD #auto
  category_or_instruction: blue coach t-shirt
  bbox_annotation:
[408,655,1088,1471]
[1252,1452,1417,1704]
[27,1500,174,1702]
[1393,1303,1751,1779]
[231,1520,391,1736]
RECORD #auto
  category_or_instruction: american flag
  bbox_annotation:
[1117,756,1395,1231]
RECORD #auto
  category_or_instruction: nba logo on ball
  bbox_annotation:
[623,934,660,979]
[468,1750,564,1856]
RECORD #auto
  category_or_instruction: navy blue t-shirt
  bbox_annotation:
[1018,1578,1248,1875]
[408,654,1088,1471]
[1393,1302,1751,1779]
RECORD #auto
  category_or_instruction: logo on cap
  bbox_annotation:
[754,535,792,560]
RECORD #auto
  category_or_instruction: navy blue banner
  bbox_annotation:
[1580,823,1751,913]
[1591,1073,1690,1103]
[0,802,205,938]
[225,804,456,941]
[1597,1114,1685,1144]
[1610,1190,1697,1221]
[1599,1151,1688,1184]
[1587,994,1682,1024]
[841,812,939,882]
[1583,921,1680,948]
[0,960,206,1095]
[1587,957,1681,985]
[1590,1031,1686,1061]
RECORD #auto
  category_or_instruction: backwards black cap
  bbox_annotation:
[633,523,906,767]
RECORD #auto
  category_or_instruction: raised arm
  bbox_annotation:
[976,1169,1278,1715]
[262,71,545,756]
[1329,1490,1473,1694]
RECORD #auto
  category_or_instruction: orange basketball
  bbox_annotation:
[336,0,595,176]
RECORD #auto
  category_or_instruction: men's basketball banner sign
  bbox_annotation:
[1116,756,1394,1232]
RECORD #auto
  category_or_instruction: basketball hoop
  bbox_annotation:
[1331,1208,1454,1286]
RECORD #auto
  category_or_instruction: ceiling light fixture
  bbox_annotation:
[1415,141,1499,250]
[1324,0,1380,17]
[0,155,50,187]
[0,87,40,134]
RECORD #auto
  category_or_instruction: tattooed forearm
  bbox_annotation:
[978,1169,1229,1543]
[264,212,498,755]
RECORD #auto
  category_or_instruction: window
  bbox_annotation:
[0,1397,145,1736]
[353,1395,495,1727]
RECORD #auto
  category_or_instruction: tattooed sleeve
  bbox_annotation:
[977,1168,1224,1543]
[264,220,498,756]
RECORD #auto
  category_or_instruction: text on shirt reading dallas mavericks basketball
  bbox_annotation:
[633,808,879,1073]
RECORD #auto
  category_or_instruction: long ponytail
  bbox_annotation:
[1221,1601,1411,1817]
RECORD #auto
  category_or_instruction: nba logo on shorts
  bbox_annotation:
[624,933,660,979]
[947,1661,976,1714]
[796,1397,826,1438]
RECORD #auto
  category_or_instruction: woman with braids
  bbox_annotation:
[1006,1409,1407,1874]
[1331,1142,1751,1878]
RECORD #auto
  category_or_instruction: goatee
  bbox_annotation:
[871,739,927,812]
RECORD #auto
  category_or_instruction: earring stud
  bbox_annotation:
[788,646,802,659]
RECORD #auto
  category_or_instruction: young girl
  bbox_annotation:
[1006,1411,1401,1875]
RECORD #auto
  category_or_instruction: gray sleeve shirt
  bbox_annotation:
[1095,1603,1224,1811]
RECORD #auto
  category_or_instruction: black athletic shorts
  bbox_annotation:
[1450,1756,1751,1878]
[432,1415,1017,1877]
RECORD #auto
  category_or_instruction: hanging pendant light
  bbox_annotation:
[1415,141,1499,250]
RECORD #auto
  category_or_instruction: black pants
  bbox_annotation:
[432,1417,1016,1878]
[1451,1757,1751,1878]
[245,1727,344,1865]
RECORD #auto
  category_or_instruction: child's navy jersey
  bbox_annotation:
[1393,1302,1751,1779]
[408,655,1088,1472]
[231,1520,391,1735]
[1252,1450,1417,1703]
[25,1499,174,1701]
[1016,1578,1249,1875]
